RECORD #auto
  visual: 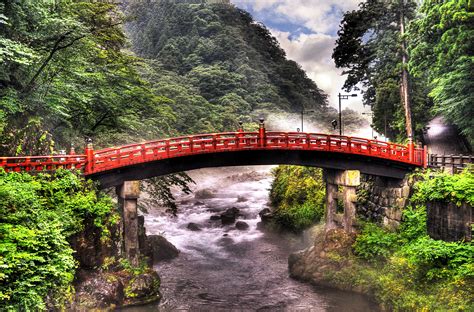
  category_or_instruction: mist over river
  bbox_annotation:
[122,166,379,312]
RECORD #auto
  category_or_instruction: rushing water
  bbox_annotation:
[123,166,380,312]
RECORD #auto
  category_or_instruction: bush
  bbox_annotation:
[270,166,325,232]
[353,223,398,261]
[0,169,115,311]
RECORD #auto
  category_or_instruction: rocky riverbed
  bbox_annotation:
[122,166,380,311]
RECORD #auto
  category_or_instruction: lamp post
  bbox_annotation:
[338,93,357,136]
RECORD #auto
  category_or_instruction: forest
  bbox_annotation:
[333,0,473,144]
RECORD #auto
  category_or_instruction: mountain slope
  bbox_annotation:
[125,1,329,133]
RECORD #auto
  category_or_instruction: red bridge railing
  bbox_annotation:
[0,131,426,175]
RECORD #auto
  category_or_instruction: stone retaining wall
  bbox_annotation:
[356,175,413,229]
[427,201,472,242]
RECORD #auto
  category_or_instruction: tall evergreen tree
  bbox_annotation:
[332,0,431,142]
[408,0,474,145]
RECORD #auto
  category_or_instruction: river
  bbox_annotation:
[123,166,380,311]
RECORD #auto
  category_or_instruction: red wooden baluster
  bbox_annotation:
[84,138,94,174]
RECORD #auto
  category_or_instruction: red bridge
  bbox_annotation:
[0,125,426,187]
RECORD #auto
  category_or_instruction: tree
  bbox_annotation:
[408,0,474,145]
[333,0,431,142]
[0,1,175,154]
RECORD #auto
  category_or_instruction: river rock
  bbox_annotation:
[235,221,249,231]
[187,222,201,231]
[259,208,273,222]
[210,215,221,221]
[195,189,215,199]
[123,271,161,305]
[74,273,124,309]
[289,228,356,288]
[221,207,240,225]
[148,235,180,262]
[236,195,248,202]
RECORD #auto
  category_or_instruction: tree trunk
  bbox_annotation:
[400,0,413,141]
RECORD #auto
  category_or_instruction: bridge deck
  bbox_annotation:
[0,132,425,178]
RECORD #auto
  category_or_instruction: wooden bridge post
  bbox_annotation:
[116,180,141,266]
[258,117,266,147]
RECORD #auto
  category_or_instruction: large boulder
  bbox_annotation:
[210,215,221,221]
[194,189,215,199]
[288,228,355,287]
[74,273,124,309]
[148,235,180,262]
[221,207,240,225]
[258,208,273,222]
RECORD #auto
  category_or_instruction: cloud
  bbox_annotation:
[271,30,364,111]
[232,0,361,34]
[230,1,366,111]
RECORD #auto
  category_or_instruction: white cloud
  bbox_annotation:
[232,0,361,33]
[271,30,364,111]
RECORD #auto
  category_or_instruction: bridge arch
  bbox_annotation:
[0,130,424,188]
[87,131,424,188]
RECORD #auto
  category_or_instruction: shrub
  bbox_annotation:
[353,223,398,261]
[0,169,115,311]
[270,166,325,231]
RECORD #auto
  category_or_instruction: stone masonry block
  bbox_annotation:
[117,181,141,199]
[401,185,411,198]
[326,170,360,187]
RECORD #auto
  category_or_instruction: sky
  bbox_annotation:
[230,0,367,113]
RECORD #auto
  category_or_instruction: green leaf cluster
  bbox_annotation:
[0,169,115,310]
[0,0,176,154]
[411,168,474,206]
[408,0,474,145]
[269,166,325,232]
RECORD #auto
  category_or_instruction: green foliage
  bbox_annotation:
[0,170,115,310]
[270,166,325,232]
[411,168,474,206]
[349,170,474,310]
[353,223,398,261]
[408,0,474,145]
[0,0,176,154]
[141,172,195,215]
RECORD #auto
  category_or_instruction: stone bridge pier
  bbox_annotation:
[116,180,141,266]
[324,169,360,233]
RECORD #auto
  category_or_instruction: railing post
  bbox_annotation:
[408,137,414,163]
[423,145,428,168]
[84,138,94,174]
[238,121,244,133]
[258,117,266,148]
[189,137,194,153]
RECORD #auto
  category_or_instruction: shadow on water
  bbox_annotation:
[121,166,380,312]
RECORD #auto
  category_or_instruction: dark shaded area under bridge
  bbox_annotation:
[89,149,418,188]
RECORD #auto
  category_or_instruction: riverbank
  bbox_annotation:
[288,170,474,311]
